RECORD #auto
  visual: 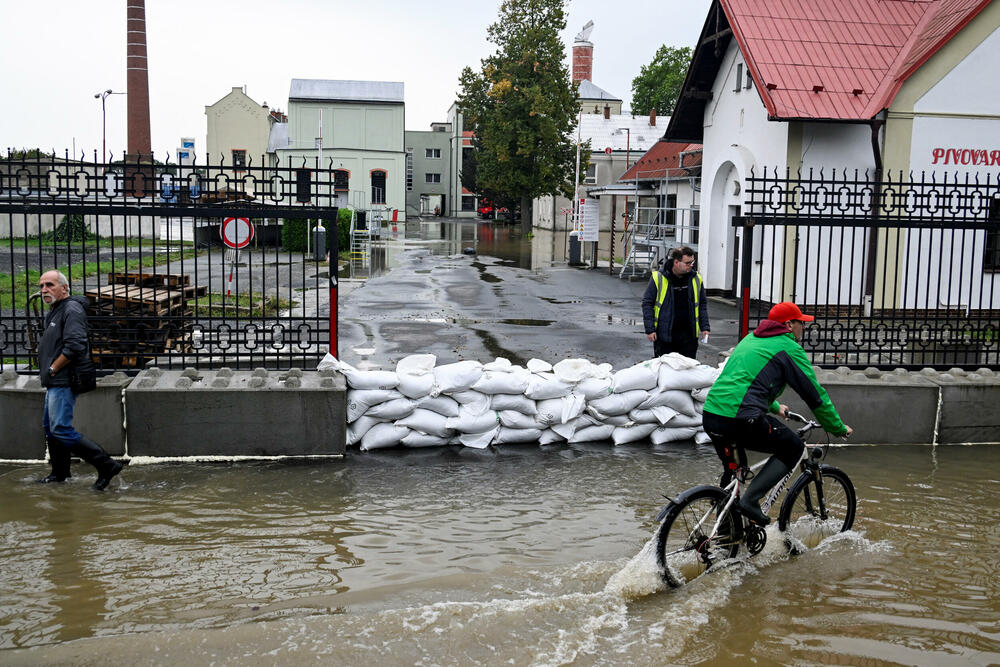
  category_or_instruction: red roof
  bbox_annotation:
[723,0,991,120]
[620,142,703,182]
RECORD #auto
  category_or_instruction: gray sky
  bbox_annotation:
[1,0,711,160]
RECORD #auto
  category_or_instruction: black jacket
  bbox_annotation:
[38,295,90,388]
[641,269,710,343]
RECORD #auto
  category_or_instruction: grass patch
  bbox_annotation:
[2,236,191,250]
[190,292,296,318]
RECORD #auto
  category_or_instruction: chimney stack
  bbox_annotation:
[572,20,595,84]
[603,105,610,120]
[649,109,657,126]
[126,0,152,160]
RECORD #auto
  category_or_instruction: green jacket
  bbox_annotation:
[704,319,847,435]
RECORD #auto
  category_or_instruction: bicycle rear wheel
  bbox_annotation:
[655,487,741,587]
[778,465,856,552]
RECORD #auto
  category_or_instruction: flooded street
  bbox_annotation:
[2,443,999,664]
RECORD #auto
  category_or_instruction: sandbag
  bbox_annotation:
[691,386,710,402]
[401,431,451,448]
[601,414,631,426]
[552,358,596,383]
[576,376,615,400]
[360,423,410,450]
[649,425,699,445]
[587,389,649,419]
[538,428,566,445]
[526,358,553,373]
[397,372,435,399]
[535,393,585,425]
[611,422,658,445]
[551,414,600,440]
[446,409,501,433]
[432,360,484,395]
[666,413,703,428]
[694,430,712,445]
[396,353,437,375]
[332,358,398,390]
[568,423,616,444]
[472,369,531,395]
[416,395,461,418]
[397,408,453,437]
[459,427,499,449]
[365,397,417,421]
[347,389,403,423]
[498,410,546,430]
[449,390,491,415]
[636,389,696,416]
[483,357,513,372]
[657,363,720,392]
[489,393,537,415]
[612,359,660,393]
[494,427,543,444]
[524,374,573,400]
[346,414,384,446]
[628,405,678,425]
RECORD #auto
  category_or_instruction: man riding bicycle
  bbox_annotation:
[702,302,853,526]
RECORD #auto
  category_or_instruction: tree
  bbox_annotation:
[457,0,580,232]
[630,45,693,117]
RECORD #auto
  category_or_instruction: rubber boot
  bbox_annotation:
[71,436,124,491]
[738,457,790,526]
[37,437,72,483]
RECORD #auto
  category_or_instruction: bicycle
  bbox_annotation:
[654,411,856,587]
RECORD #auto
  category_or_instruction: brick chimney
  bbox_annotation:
[649,108,657,126]
[127,0,152,160]
[603,105,610,120]
[572,20,594,84]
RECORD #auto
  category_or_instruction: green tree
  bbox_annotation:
[630,45,693,116]
[457,0,581,232]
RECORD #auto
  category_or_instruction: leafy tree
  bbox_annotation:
[1,148,55,161]
[630,45,693,116]
[457,0,581,232]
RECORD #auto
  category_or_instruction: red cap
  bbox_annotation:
[768,302,814,323]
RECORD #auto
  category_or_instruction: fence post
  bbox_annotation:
[738,218,755,339]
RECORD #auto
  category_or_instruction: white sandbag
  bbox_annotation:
[498,410,546,430]
[611,422,658,445]
[396,353,437,376]
[401,431,451,448]
[694,402,704,415]
[360,423,410,450]
[628,405,679,425]
[691,386,710,402]
[432,360,484,395]
[397,409,453,437]
[657,363,721,392]
[332,358,398,390]
[472,369,531,395]
[649,425,699,445]
[494,427,543,444]
[450,390,491,416]
[657,352,701,370]
[552,358,596,383]
[601,414,632,426]
[482,357,513,372]
[612,359,660,393]
[576,376,615,400]
[416,394,461,418]
[489,393,537,415]
[446,409,501,433]
[637,389,697,416]
[535,393,586,425]
[666,413,703,428]
[587,389,649,419]
[526,358,553,373]
[347,414,384,446]
[317,352,339,371]
[524,374,573,400]
[551,414,600,440]
[538,428,566,445]
[347,389,403,423]
[459,427,499,449]
[365,397,417,421]
[397,371,435,399]
[568,423,616,444]
[694,430,712,446]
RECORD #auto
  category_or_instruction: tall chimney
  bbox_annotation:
[572,20,595,84]
[127,0,152,160]
[649,108,657,126]
[603,105,610,120]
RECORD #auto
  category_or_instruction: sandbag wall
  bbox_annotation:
[331,354,721,451]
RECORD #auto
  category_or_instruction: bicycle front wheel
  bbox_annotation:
[778,465,856,552]
[655,487,741,587]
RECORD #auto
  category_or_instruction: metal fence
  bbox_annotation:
[733,167,1000,369]
[1,150,343,372]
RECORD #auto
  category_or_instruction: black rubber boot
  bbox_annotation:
[71,437,124,491]
[37,437,72,483]
[738,457,790,526]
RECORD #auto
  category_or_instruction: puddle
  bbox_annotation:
[540,297,582,305]
[601,314,641,326]
[471,261,503,284]
[472,328,529,367]
[499,319,554,326]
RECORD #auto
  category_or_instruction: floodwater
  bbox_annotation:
[2,443,999,665]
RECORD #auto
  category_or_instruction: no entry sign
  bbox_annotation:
[221,217,254,249]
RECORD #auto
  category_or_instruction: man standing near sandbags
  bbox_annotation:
[641,246,710,360]
[701,302,852,526]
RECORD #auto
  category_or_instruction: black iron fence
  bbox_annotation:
[734,168,1000,369]
[1,150,342,372]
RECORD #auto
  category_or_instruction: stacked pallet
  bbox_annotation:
[86,273,207,367]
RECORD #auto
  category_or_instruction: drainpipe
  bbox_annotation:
[866,117,885,317]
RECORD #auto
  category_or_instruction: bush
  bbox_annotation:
[281,209,353,254]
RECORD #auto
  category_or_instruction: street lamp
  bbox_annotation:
[616,127,631,169]
[94,89,124,163]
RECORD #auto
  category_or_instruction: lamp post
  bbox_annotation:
[94,89,124,163]
[616,126,631,168]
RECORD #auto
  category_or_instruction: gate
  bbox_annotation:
[1,151,342,372]
[734,168,1000,370]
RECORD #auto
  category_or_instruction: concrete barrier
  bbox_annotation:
[919,368,1000,444]
[123,367,347,457]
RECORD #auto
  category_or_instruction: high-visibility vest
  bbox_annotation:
[651,270,703,335]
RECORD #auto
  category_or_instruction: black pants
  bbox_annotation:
[653,337,697,360]
[702,411,804,470]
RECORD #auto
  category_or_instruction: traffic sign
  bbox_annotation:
[221,217,254,249]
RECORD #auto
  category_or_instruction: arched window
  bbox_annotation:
[371,169,386,204]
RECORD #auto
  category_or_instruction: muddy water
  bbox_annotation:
[2,443,998,664]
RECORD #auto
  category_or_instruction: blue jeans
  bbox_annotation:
[43,386,82,446]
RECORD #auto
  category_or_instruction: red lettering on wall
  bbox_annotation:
[930,147,1000,166]
[992,150,1000,166]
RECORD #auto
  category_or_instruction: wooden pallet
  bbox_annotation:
[108,272,191,288]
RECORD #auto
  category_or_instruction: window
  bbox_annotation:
[425,148,441,159]
[406,150,413,191]
[461,195,477,211]
[425,173,441,184]
[584,163,597,184]
[232,149,247,169]
[986,198,1000,271]
[734,63,743,93]
[371,170,386,204]
[333,169,349,192]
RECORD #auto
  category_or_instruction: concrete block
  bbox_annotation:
[75,372,133,456]
[782,370,939,445]
[922,369,1000,444]
[124,368,346,457]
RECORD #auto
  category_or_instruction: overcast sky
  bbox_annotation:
[1,0,711,160]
